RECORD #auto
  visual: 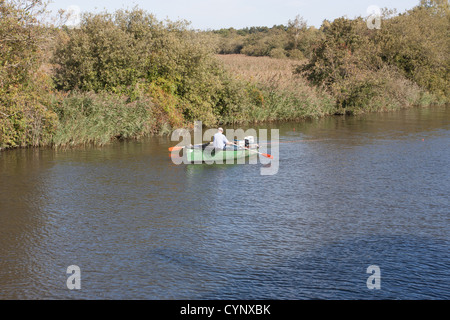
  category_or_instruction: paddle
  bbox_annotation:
[168,146,184,152]
[169,143,211,152]
[232,143,273,159]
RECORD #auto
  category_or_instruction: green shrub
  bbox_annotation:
[0,0,58,150]
[50,91,157,147]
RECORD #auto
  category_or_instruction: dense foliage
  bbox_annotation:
[52,9,237,127]
[0,0,448,150]
[213,16,322,60]
[213,1,448,111]
[0,0,57,148]
[296,1,448,113]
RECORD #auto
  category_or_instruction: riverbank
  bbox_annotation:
[41,55,449,149]
[0,76,444,152]
[1,3,447,152]
[217,54,444,116]
[0,54,444,152]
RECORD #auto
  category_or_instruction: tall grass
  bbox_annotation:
[217,54,336,122]
[50,92,161,148]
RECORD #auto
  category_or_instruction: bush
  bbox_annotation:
[377,2,449,101]
[50,91,157,147]
[296,10,447,114]
[52,8,248,127]
[0,0,58,150]
[269,48,287,59]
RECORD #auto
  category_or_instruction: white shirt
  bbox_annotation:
[213,132,229,149]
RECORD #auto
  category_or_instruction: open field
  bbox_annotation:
[217,54,304,87]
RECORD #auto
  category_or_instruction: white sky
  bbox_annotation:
[47,0,421,29]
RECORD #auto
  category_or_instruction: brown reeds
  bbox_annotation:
[217,54,336,121]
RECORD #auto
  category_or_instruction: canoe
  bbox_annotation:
[184,143,257,163]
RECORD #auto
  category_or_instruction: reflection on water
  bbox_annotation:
[0,106,449,299]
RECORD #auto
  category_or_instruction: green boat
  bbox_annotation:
[184,143,257,163]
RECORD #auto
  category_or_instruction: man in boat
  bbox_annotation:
[213,128,234,151]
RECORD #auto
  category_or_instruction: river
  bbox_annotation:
[0,105,448,299]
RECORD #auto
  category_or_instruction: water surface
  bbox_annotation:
[0,106,449,299]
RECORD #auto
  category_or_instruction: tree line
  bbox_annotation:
[0,0,448,150]
[213,15,319,60]
[213,1,448,107]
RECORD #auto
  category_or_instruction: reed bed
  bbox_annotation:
[217,54,336,121]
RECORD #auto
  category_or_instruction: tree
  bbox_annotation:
[419,0,449,14]
[0,0,57,149]
[288,15,307,50]
[377,1,449,99]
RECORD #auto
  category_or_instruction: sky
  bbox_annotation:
[47,0,421,30]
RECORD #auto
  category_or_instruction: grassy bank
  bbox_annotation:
[1,1,448,151]
[217,54,335,122]
[217,54,441,118]
[50,92,160,148]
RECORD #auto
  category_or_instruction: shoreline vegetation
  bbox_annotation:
[0,0,448,151]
